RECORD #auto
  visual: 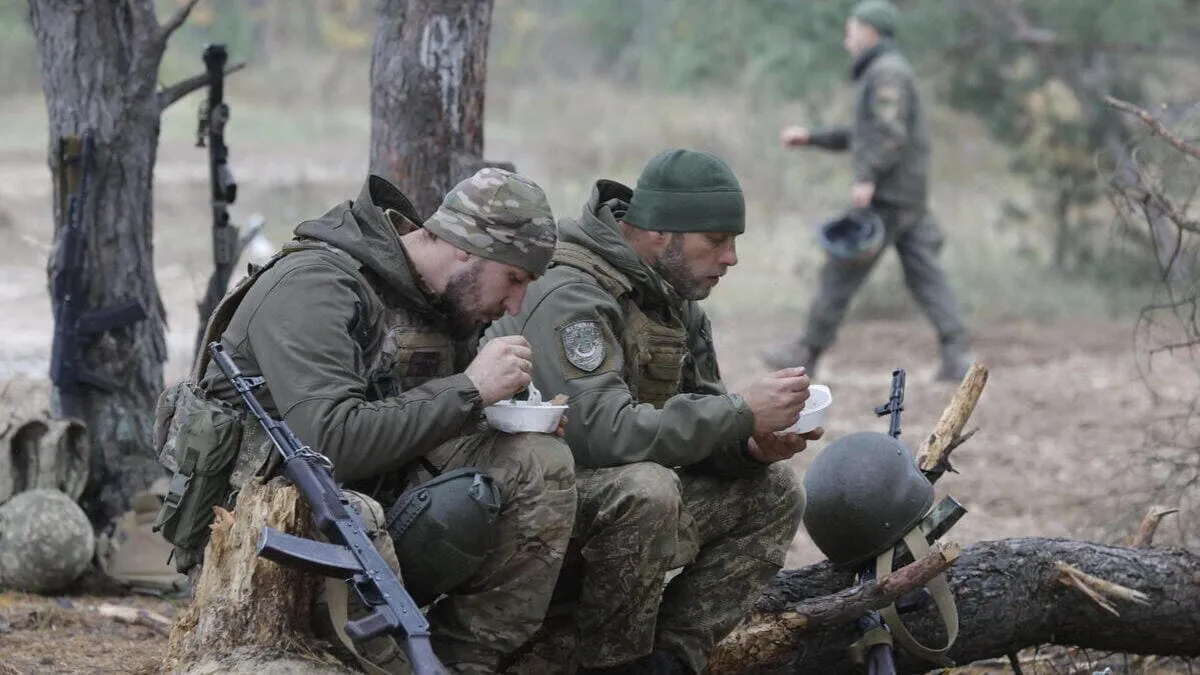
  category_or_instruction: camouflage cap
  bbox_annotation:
[423,168,558,276]
[0,488,95,593]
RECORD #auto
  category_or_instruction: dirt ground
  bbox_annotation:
[1,140,1197,673]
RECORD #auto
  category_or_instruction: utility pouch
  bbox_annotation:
[151,380,243,571]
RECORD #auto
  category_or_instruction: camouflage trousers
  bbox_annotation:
[556,461,805,672]
[314,431,576,674]
[803,204,968,351]
[406,430,576,672]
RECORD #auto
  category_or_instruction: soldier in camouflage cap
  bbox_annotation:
[0,488,95,593]
[424,167,558,276]
[158,171,576,673]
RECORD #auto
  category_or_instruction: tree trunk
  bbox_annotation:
[498,538,1200,674]
[369,0,496,219]
[28,1,208,526]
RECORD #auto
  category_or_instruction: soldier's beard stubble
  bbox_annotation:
[654,234,711,301]
[441,261,490,338]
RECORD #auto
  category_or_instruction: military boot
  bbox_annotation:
[936,336,972,382]
[760,339,823,378]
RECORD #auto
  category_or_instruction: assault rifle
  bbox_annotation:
[207,342,445,675]
[873,367,905,439]
[49,131,147,419]
[193,44,265,364]
[851,368,966,674]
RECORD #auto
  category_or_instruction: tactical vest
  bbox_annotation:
[549,242,689,409]
[367,304,460,399]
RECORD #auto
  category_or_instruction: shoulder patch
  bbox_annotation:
[561,320,605,372]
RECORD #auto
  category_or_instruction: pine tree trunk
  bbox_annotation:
[28,0,181,526]
[369,0,496,219]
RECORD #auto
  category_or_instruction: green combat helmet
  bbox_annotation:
[802,369,962,668]
[816,208,885,265]
[385,467,502,608]
[802,430,934,568]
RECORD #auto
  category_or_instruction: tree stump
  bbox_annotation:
[161,477,351,674]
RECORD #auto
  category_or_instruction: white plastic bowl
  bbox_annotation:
[483,400,569,434]
[781,384,833,434]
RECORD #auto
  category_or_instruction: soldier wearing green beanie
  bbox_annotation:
[766,0,974,382]
[486,149,822,674]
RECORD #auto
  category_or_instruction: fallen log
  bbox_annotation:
[708,537,1200,674]
[498,537,1200,674]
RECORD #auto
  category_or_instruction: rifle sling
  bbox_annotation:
[324,578,410,675]
[847,624,892,666]
[876,527,958,666]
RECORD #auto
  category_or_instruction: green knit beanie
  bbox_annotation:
[624,149,745,234]
[851,0,898,36]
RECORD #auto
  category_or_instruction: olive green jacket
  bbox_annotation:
[485,180,761,475]
[199,176,483,483]
[808,42,931,208]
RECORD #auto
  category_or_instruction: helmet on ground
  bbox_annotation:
[816,208,885,264]
[0,488,95,593]
[802,431,934,568]
[386,467,502,607]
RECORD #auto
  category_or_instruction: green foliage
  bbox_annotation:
[559,0,858,98]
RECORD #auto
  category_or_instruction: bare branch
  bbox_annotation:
[96,604,173,637]
[707,541,961,671]
[1119,183,1200,236]
[159,0,203,47]
[917,362,989,473]
[1105,96,1200,162]
[1130,506,1181,547]
[157,62,248,111]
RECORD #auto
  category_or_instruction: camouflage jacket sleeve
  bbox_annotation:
[807,125,852,151]
[675,301,771,478]
[852,69,912,183]
[495,274,756,469]
[231,259,483,483]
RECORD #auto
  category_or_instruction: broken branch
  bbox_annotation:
[157,62,248,111]
[96,603,173,636]
[707,541,961,671]
[1130,506,1181,548]
[917,362,988,473]
[1055,561,1151,617]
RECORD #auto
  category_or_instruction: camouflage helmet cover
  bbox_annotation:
[801,431,934,568]
[423,168,558,276]
[0,488,95,593]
